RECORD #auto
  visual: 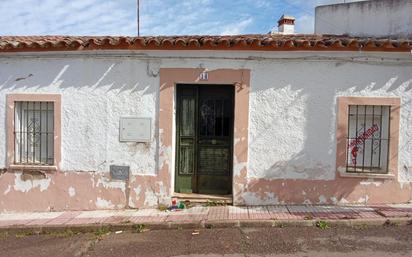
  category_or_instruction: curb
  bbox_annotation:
[0,217,411,235]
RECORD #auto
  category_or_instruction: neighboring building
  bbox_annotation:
[0,34,411,212]
[315,0,412,37]
[271,15,295,35]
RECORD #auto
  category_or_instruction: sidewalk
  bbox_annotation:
[1,204,411,232]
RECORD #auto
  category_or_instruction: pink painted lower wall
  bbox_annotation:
[0,168,411,212]
[233,169,412,205]
[0,170,171,212]
[0,171,125,212]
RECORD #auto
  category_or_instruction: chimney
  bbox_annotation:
[277,15,295,35]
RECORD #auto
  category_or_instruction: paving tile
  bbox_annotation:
[164,206,209,222]
[302,205,357,220]
[267,206,289,213]
[0,219,33,227]
[25,219,53,225]
[311,212,354,220]
[54,211,82,219]
[65,218,92,225]
[347,206,375,212]
[269,212,291,220]
[286,205,316,220]
[267,206,292,220]
[248,206,271,220]
[42,212,82,225]
[65,217,108,225]
[375,207,412,218]
[127,209,169,217]
[334,206,358,213]
[125,209,169,217]
[228,206,249,220]
[0,212,63,221]
[207,206,229,221]
[337,206,382,219]
[1,204,405,227]
[354,211,383,219]
[166,214,205,222]
[129,215,167,223]
[76,210,120,219]
[183,206,209,215]
[104,216,132,224]
[287,205,312,213]
[45,218,74,225]
[288,213,310,220]
[302,206,325,213]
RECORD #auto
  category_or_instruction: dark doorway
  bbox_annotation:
[175,84,234,195]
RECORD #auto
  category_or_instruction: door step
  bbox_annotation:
[173,193,233,205]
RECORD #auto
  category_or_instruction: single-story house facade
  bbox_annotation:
[0,35,411,212]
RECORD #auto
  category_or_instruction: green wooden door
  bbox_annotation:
[175,85,234,195]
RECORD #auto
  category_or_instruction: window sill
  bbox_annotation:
[8,164,58,173]
[339,171,395,180]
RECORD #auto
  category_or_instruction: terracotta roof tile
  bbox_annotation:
[0,34,411,52]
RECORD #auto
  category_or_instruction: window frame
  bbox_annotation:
[336,96,400,179]
[6,94,61,172]
[346,104,391,174]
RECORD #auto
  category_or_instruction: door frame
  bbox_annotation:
[174,84,235,194]
[158,68,250,203]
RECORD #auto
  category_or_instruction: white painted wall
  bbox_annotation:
[0,57,159,175]
[0,50,412,184]
[315,0,412,37]
[248,54,412,182]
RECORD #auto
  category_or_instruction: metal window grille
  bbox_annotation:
[346,105,390,174]
[14,101,54,165]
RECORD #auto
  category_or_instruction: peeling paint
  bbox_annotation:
[360,181,383,187]
[133,185,141,201]
[303,199,312,204]
[357,195,369,204]
[95,197,114,209]
[3,185,11,195]
[68,187,76,197]
[318,195,327,204]
[143,188,158,206]
[13,172,51,193]
[243,192,279,205]
[96,176,126,192]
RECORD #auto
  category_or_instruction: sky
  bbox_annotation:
[0,0,367,36]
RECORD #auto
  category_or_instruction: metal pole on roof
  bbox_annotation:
[137,0,140,36]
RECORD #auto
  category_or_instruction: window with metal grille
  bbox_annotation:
[346,105,390,174]
[14,101,54,165]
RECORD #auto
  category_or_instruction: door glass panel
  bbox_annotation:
[200,100,216,136]
[198,147,229,175]
[180,97,195,136]
[199,99,230,137]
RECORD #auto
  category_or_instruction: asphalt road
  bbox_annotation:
[1,225,412,257]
